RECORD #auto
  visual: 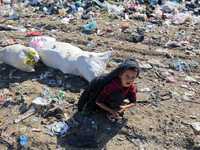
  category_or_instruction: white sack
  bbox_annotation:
[39,42,113,82]
[0,44,39,72]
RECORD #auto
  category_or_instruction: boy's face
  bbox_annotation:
[119,70,138,88]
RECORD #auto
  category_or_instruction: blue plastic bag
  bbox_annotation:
[149,0,158,5]
[171,0,180,4]
[84,19,97,31]
[20,135,28,146]
[70,5,77,13]
[75,1,82,7]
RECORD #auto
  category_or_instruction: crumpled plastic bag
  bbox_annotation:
[172,13,188,24]
[29,36,56,51]
[20,135,28,146]
[84,19,97,31]
[190,15,200,25]
[0,44,39,72]
[92,0,124,14]
[32,97,49,106]
[52,122,69,137]
[162,1,185,13]
[38,41,113,82]
[149,0,158,5]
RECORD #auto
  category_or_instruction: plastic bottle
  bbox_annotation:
[87,40,95,47]
[179,65,183,73]
[31,128,43,132]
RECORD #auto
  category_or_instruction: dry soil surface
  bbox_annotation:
[0,9,200,150]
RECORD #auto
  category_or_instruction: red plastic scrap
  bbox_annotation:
[162,95,170,100]
[1,39,14,47]
[0,95,4,102]
[168,78,177,83]
[28,31,41,36]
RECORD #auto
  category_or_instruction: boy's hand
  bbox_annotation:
[118,106,126,114]
[111,110,122,119]
[118,103,135,114]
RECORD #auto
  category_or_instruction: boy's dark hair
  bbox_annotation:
[127,67,139,72]
[120,67,139,76]
[121,58,140,77]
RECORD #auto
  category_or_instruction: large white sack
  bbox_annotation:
[39,41,113,82]
[0,44,39,72]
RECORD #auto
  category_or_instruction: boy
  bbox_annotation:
[78,58,140,126]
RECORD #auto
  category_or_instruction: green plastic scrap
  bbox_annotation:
[52,90,65,105]
[19,126,27,134]
[56,90,65,105]
[92,125,97,131]
[17,99,24,103]
[59,90,65,98]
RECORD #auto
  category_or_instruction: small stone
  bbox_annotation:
[191,122,200,134]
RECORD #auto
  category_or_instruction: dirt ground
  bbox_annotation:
[0,5,200,150]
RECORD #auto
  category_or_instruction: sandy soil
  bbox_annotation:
[0,4,200,150]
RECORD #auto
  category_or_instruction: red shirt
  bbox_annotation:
[97,77,137,104]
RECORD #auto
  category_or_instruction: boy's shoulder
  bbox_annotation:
[109,77,120,84]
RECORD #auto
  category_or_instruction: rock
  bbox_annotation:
[191,122,200,134]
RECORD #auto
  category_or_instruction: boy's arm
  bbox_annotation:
[118,103,135,114]
[95,101,122,119]
[126,84,137,103]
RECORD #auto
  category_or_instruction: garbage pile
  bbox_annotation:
[0,0,200,149]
